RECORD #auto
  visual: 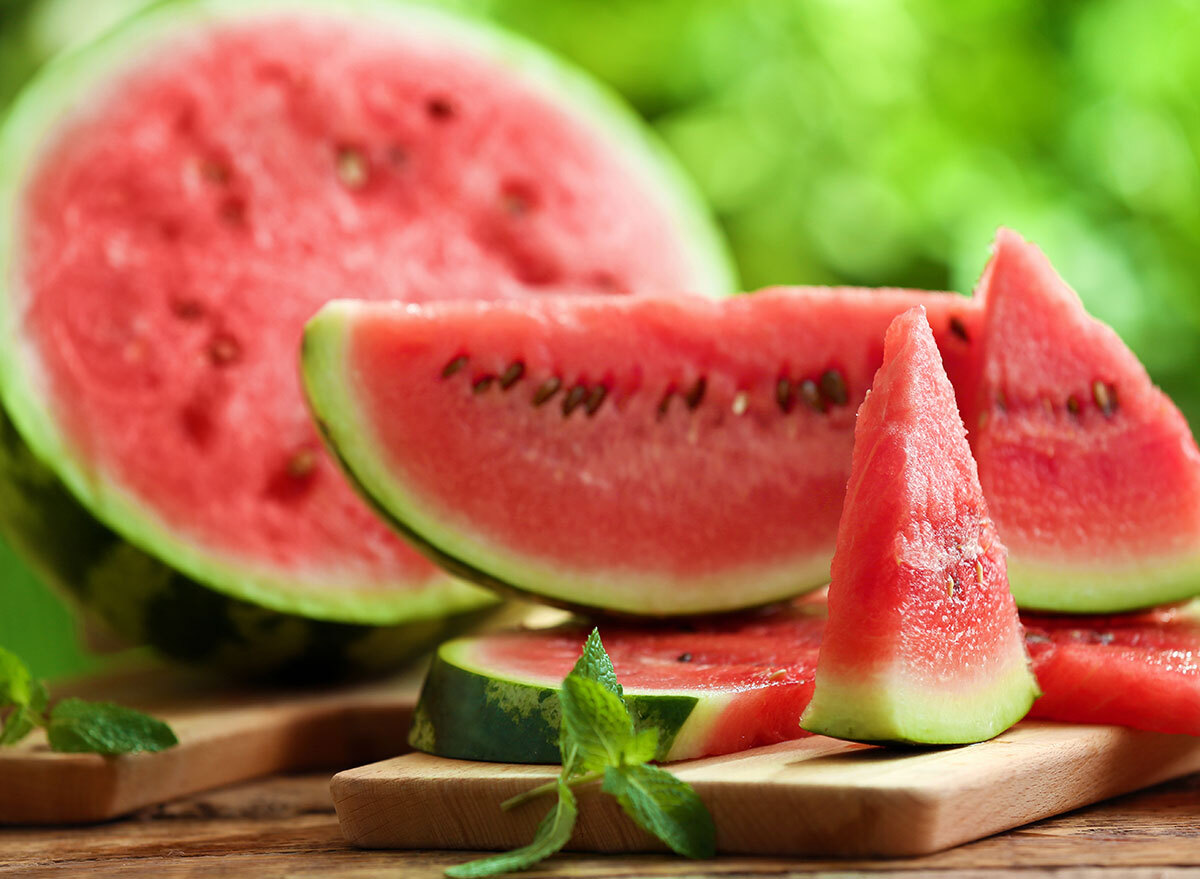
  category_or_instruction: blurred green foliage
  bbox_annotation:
[2,0,1200,674]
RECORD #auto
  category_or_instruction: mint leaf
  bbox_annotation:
[559,673,635,773]
[446,778,577,878]
[624,726,660,766]
[570,628,621,697]
[0,646,34,708]
[0,680,46,746]
[602,763,715,859]
[46,698,178,755]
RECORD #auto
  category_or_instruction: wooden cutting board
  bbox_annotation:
[0,665,422,825]
[332,721,1200,858]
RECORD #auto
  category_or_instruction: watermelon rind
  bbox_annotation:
[409,635,714,764]
[1008,557,1200,614]
[0,0,733,660]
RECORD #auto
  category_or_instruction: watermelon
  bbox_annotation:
[1024,603,1200,736]
[410,600,826,763]
[302,289,978,616]
[965,229,1200,612]
[0,0,734,674]
[800,307,1038,744]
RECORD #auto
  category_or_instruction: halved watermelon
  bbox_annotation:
[965,229,1200,612]
[410,600,826,763]
[1024,603,1200,736]
[800,307,1038,744]
[0,0,734,674]
[302,289,978,616]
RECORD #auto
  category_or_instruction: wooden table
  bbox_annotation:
[3,770,1198,877]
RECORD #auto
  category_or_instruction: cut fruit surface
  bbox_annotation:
[0,0,733,671]
[966,229,1200,612]
[303,289,978,616]
[801,306,1038,744]
[410,600,825,763]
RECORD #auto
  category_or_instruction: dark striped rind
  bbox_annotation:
[409,636,698,763]
[0,408,493,680]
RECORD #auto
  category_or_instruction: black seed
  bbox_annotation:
[532,377,561,406]
[426,97,455,120]
[676,653,693,663]
[473,376,494,394]
[657,389,674,420]
[776,378,793,413]
[685,377,707,410]
[949,316,970,342]
[1093,380,1117,417]
[1066,394,1081,416]
[799,378,822,411]
[441,356,468,378]
[819,369,848,406]
[499,362,525,389]
[562,384,587,416]
[584,385,607,416]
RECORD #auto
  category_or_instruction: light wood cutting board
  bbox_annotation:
[0,665,422,825]
[332,721,1200,858]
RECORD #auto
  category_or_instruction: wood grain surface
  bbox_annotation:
[0,666,422,825]
[333,721,1200,858]
[2,768,1199,877]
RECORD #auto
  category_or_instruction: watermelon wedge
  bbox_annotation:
[302,289,978,616]
[800,306,1038,744]
[0,0,733,674]
[410,601,826,763]
[966,229,1200,612]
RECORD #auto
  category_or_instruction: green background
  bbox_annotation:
[3,0,1200,677]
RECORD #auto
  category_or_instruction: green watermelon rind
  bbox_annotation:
[410,635,717,764]
[799,653,1040,745]
[0,0,733,628]
[301,301,832,617]
[1008,556,1200,614]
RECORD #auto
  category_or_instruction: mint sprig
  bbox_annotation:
[0,646,178,756]
[446,628,715,877]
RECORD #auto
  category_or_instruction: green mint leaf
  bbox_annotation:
[1,706,37,746]
[559,673,635,773]
[445,778,577,878]
[602,763,715,859]
[0,646,34,709]
[46,698,178,755]
[570,628,621,697]
[624,726,660,766]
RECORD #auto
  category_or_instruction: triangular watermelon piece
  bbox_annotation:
[966,229,1200,612]
[801,306,1037,744]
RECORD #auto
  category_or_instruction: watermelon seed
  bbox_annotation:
[996,390,1008,412]
[685,377,707,410]
[533,377,561,406]
[1093,380,1117,416]
[1066,395,1081,416]
[657,388,675,420]
[562,384,588,416]
[499,362,525,389]
[731,391,749,416]
[473,376,494,394]
[949,316,970,342]
[287,449,317,479]
[799,379,822,412]
[819,369,848,406]
[584,386,607,416]
[336,147,369,189]
[676,653,692,663]
[976,560,984,584]
[768,668,787,681]
[426,97,456,121]
[946,574,955,598]
[441,356,468,378]
[199,159,229,184]
[776,378,793,413]
[171,299,205,321]
[208,335,240,366]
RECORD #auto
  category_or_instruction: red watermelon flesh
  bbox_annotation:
[10,6,731,609]
[1024,604,1200,736]
[800,306,1037,744]
[302,288,979,616]
[966,228,1200,612]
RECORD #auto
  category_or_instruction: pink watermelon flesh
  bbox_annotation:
[16,11,723,600]
[1024,605,1200,736]
[967,228,1200,612]
[800,306,1037,744]
[303,288,978,615]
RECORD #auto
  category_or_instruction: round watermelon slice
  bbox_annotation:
[0,0,734,674]
[410,600,826,763]
[302,288,978,616]
[966,229,1200,612]
[800,306,1038,744]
